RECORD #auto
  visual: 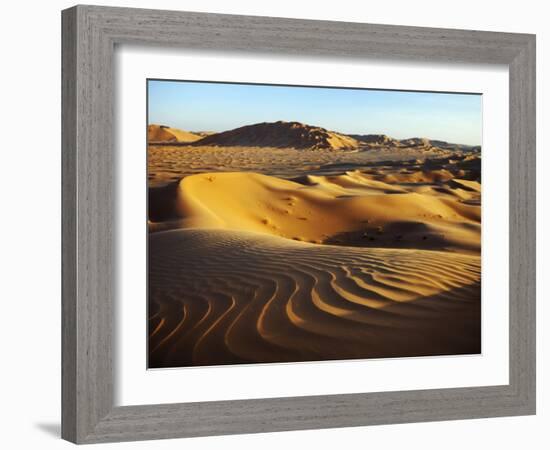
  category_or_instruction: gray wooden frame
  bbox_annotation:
[61,4,536,444]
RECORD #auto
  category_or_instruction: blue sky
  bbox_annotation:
[148,80,482,145]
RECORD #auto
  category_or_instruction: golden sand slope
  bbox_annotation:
[162,171,480,253]
[147,124,203,143]
[149,229,481,368]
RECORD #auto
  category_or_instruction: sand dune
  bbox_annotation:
[192,121,361,150]
[149,228,481,368]
[150,171,480,253]
[333,134,480,152]
[148,124,203,143]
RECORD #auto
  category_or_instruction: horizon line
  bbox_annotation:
[147,120,482,147]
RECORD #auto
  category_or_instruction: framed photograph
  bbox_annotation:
[62,5,536,444]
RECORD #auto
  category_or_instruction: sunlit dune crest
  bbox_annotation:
[150,170,480,254]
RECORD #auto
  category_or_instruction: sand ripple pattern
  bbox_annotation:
[148,229,481,368]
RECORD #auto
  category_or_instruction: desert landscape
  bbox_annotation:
[147,117,482,368]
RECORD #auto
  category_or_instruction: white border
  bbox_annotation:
[114,45,509,406]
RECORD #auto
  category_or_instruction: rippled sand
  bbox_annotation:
[149,229,480,368]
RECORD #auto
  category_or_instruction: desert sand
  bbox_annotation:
[147,121,481,368]
[148,124,204,143]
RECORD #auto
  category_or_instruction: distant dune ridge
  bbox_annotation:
[190,121,361,150]
[352,134,480,152]
[148,120,481,152]
[147,120,482,368]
